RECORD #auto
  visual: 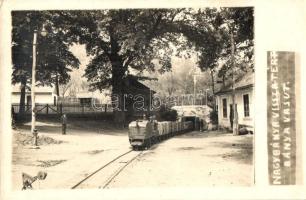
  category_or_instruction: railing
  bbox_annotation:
[11,103,113,115]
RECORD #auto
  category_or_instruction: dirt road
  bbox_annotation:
[12,120,253,189]
[106,131,253,188]
[12,120,131,190]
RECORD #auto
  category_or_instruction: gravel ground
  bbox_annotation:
[106,131,253,188]
[12,120,253,190]
[12,120,131,190]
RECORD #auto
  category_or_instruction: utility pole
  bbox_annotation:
[230,31,238,135]
[193,75,196,105]
[31,30,37,145]
[31,26,47,146]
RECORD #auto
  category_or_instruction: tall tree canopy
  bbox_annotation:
[74,8,253,123]
[11,8,254,123]
[73,9,205,122]
[12,11,80,113]
[78,9,197,91]
[194,7,254,93]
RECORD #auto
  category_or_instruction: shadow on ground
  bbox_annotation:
[208,136,253,165]
[16,118,128,136]
[175,130,231,139]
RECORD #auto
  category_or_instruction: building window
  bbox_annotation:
[222,98,227,118]
[243,94,250,117]
[80,98,92,106]
[26,95,31,106]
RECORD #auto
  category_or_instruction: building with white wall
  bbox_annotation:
[11,84,58,105]
[215,71,254,132]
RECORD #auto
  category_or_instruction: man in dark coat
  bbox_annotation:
[61,114,67,135]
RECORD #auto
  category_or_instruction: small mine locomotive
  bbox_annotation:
[128,116,194,150]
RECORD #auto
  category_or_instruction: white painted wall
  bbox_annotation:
[11,93,21,104]
[11,92,57,105]
[216,88,254,129]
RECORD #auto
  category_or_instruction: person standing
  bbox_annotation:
[200,118,203,132]
[61,114,67,135]
[11,106,16,129]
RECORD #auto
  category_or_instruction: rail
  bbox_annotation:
[71,150,142,189]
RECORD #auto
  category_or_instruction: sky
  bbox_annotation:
[69,44,90,83]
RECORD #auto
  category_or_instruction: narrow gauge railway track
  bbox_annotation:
[71,150,143,189]
[102,151,143,189]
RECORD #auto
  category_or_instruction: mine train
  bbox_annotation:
[128,117,194,150]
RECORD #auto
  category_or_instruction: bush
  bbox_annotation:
[156,105,178,121]
[210,109,218,125]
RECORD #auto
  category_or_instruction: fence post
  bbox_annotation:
[105,104,107,113]
[46,104,49,114]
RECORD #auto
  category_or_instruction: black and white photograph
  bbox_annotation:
[10,7,255,190]
[1,1,305,199]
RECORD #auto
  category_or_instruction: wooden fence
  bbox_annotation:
[12,103,113,115]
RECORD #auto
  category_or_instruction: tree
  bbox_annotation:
[11,11,80,114]
[221,7,254,136]
[74,9,216,124]
[59,81,74,98]
[195,7,254,94]
[66,8,253,124]
[216,7,254,135]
